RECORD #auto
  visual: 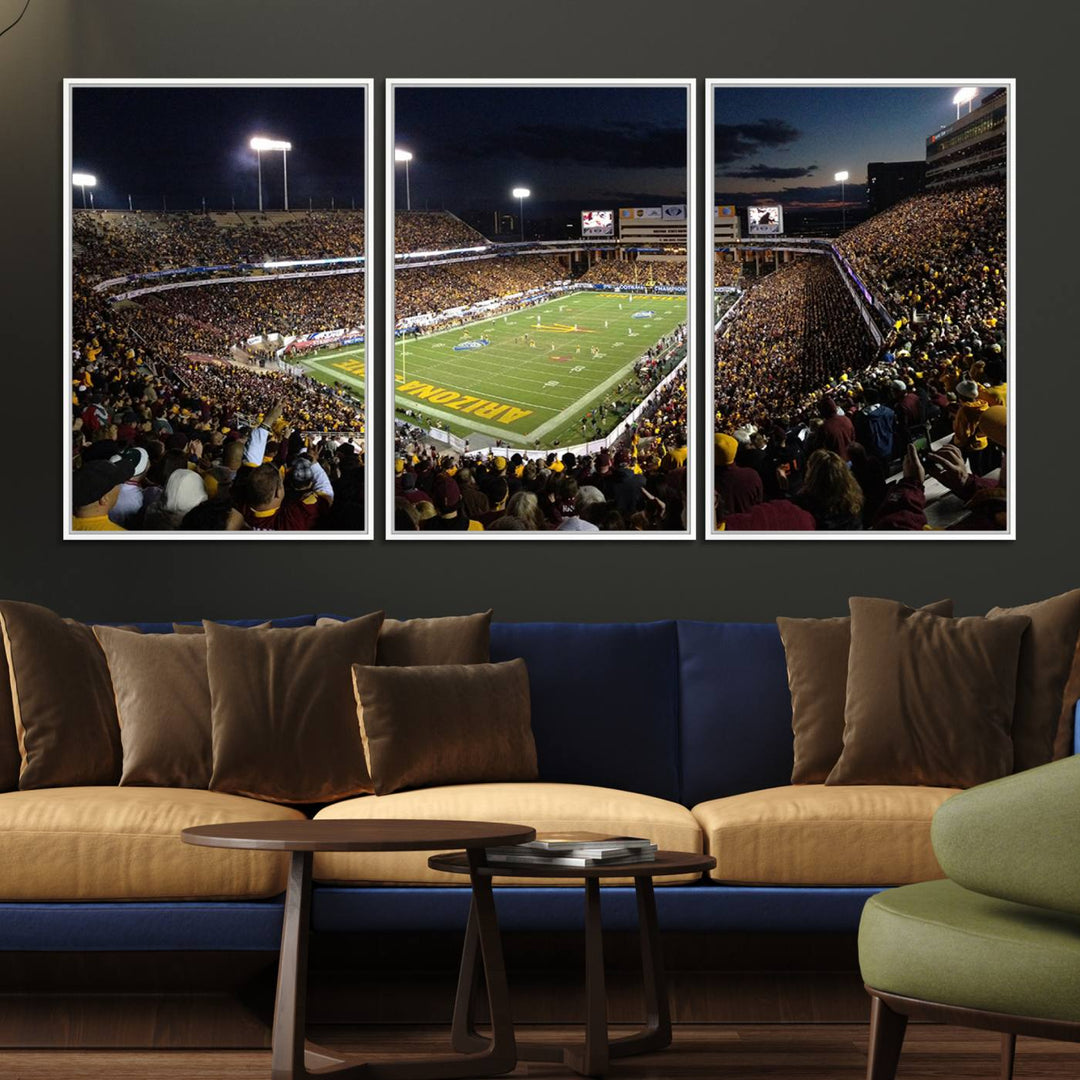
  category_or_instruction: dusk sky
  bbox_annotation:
[394,86,688,216]
[72,86,366,212]
[714,85,1006,210]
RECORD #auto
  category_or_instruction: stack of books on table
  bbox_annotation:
[484,833,657,868]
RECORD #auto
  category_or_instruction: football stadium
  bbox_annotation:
[711,85,1010,535]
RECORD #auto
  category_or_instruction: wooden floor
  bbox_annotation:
[2,1024,1080,1079]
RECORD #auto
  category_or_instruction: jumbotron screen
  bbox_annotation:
[748,205,784,236]
[581,210,615,237]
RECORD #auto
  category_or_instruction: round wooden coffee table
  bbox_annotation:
[429,849,715,1078]
[183,819,535,1080]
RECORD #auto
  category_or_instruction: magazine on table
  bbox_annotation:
[484,833,657,866]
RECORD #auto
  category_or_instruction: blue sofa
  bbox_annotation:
[3,616,1075,954]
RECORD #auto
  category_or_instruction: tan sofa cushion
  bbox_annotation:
[0,787,305,900]
[313,782,702,886]
[693,784,959,886]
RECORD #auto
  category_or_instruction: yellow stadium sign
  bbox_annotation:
[397,380,533,425]
[533,322,596,334]
[332,359,366,377]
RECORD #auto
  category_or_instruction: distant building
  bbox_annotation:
[617,206,688,246]
[866,161,926,214]
[713,205,741,247]
[924,87,1008,189]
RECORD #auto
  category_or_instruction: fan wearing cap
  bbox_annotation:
[425,473,482,531]
[71,456,137,531]
[952,361,991,471]
[239,456,328,531]
[715,432,763,515]
[108,447,151,528]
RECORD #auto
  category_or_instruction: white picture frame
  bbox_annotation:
[63,77,375,541]
[705,78,1016,541]
[385,78,697,541]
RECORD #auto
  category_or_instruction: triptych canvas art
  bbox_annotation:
[65,78,1013,541]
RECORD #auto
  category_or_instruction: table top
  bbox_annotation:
[181,819,536,852]
[428,849,715,879]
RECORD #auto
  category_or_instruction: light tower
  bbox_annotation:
[72,172,96,209]
[512,187,531,242]
[394,148,413,210]
[953,87,978,120]
[834,170,849,231]
[249,137,292,211]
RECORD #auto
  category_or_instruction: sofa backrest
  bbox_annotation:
[123,615,318,634]
[110,614,800,808]
[490,620,681,802]
[676,621,794,807]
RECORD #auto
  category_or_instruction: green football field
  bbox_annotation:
[393,291,687,449]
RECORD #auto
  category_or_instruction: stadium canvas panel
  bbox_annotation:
[387,79,695,539]
[708,80,1014,540]
[64,79,373,540]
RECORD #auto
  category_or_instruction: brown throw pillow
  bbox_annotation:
[778,600,954,783]
[173,622,271,634]
[0,601,121,788]
[827,598,1030,788]
[1058,641,1080,760]
[351,659,536,796]
[987,590,1080,772]
[93,626,212,788]
[0,645,19,792]
[207,613,384,803]
[317,611,492,666]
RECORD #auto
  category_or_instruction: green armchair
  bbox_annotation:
[859,754,1080,1080]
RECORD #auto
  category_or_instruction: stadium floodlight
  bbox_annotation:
[394,148,414,210]
[249,136,292,212]
[72,172,96,209]
[835,171,849,232]
[512,187,531,241]
[953,86,978,119]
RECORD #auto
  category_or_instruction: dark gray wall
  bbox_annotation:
[0,0,1073,622]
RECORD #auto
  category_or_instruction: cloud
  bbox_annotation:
[596,190,687,204]
[714,118,800,164]
[719,163,818,180]
[430,121,686,169]
[714,180,864,210]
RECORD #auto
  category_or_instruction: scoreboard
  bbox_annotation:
[581,210,614,237]
[748,205,784,236]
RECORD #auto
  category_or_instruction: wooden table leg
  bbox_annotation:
[449,898,487,1054]
[563,877,609,1077]
[609,876,671,1058]
[272,850,320,1080]
[272,849,515,1080]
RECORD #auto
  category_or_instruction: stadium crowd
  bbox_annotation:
[714,182,1008,533]
[141,274,365,346]
[392,431,688,534]
[715,257,874,431]
[71,212,368,532]
[395,211,488,253]
[396,255,566,322]
[73,210,366,280]
[578,259,686,287]
[714,257,740,289]
[71,335,366,533]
